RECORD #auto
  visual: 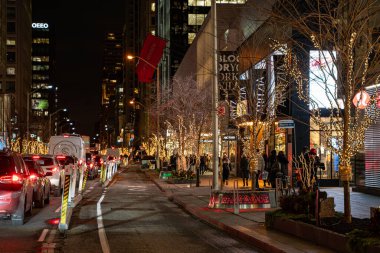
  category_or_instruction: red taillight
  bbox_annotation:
[29,174,37,180]
[32,155,40,159]
[100,160,104,164]
[90,163,94,168]
[56,155,66,159]
[63,135,69,138]
[52,167,58,172]
[0,174,23,184]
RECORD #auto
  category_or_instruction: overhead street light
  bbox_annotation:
[127,54,161,170]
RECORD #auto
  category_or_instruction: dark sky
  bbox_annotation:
[33,0,125,137]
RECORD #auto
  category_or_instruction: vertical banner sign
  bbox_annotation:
[60,175,71,227]
[218,52,239,128]
[136,34,167,83]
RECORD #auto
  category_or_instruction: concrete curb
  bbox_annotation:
[142,169,288,253]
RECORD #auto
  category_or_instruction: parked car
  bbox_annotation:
[93,155,103,174]
[0,150,34,225]
[86,153,98,179]
[23,154,64,197]
[22,158,51,208]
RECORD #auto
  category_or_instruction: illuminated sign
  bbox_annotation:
[31,99,49,110]
[352,90,370,109]
[32,23,49,29]
[209,191,274,209]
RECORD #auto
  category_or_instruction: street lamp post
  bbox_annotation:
[127,55,161,170]
[49,108,67,138]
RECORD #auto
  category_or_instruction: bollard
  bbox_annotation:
[82,167,88,191]
[233,179,239,214]
[59,174,71,232]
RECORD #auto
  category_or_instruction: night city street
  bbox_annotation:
[2,0,380,252]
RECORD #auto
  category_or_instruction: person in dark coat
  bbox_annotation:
[222,154,230,186]
[277,151,289,177]
[240,154,249,187]
[268,150,279,188]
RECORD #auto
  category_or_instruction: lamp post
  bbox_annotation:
[127,55,161,170]
[49,108,67,138]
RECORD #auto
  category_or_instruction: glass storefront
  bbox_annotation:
[221,135,237,175]
[274,122,286,153]
[310,119,340,180]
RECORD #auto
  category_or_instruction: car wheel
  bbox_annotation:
[25,195,32,217]
[45,187,50,204]
[37,190,45,208]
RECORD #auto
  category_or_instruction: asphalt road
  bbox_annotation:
[60,167,260,253]
[0,192,62,253]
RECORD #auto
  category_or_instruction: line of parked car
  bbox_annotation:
[0,150,81,225]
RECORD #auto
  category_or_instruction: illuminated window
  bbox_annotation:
[151,30,156,35]
[6,67,15,75]
[6,39,15,46]
[151,2,156,12]
[32,56,49,62]
[32,65,49,71]
[189,0,211,6]
[188,14,206,26]
[32,38,50,44]
[188,33,196,44]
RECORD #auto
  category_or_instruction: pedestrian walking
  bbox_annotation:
[200,154,206,175]
[240,153,249,187]
[222,154,230,186]
[256,150,265,189]
[277,150,289,187]
[268,150,280,188]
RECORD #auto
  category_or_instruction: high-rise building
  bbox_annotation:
[31,21,56,141]
[100,32,123,148]
[0,0,32,145]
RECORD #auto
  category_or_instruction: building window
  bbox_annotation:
[32,38,50,44]
[189,0,211,6]
[188,14,206,26]
[6,81,15,93]
[7,52,16,63]
[6,67,15,75]
[6,39,16,46]
[32,56,49,62]
[151,2,155,12]
[188,33,196,44]
[7,22,15,33]
[32,65,49,71]
[7,7,16,19]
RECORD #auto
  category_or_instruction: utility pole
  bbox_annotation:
[212,0,220,191]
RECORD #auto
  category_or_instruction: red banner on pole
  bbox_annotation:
[136,34,167,83]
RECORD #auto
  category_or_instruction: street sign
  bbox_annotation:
[278,119,295,129]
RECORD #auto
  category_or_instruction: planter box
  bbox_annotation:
[267,215,380,253]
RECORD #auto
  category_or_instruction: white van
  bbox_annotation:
[48,134,86,162]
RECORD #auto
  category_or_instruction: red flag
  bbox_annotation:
[136,34,167,83]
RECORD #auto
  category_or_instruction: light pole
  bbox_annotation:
[127,55,160,170]
[49,108,67,138]
[27,86,53,142]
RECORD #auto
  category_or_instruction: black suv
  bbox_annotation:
[0,150,34,225]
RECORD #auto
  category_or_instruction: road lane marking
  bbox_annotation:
[97,191,110,253]
[38,229,49,242]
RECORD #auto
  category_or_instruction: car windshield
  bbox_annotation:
[24,160,38,174]
[35,157,54,166]
[0,156,16,175]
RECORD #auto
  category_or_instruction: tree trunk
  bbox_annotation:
[343,180,352,223]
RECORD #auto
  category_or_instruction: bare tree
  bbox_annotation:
[266,0,380,223]
[158,76,211,161]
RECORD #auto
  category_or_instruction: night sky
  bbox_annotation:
[33,0,125,137]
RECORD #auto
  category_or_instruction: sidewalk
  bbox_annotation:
[141,168,336,253]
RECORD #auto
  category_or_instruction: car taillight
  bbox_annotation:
[56,155,66,159]
[0,174,23,184]
[32,155,40,159]
[100,160,104,164]
[52,167,58,172]
[90,163,94,168]
[29,174,37,180]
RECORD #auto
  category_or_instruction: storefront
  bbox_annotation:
[221,135,238,175]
